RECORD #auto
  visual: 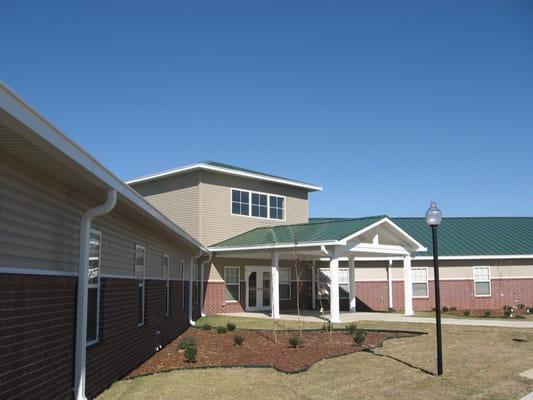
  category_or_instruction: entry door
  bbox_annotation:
[245,266,271,311]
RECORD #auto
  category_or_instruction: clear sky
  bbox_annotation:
[2,1,532,218]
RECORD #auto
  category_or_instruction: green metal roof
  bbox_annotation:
[213,216,533,257]
[211,216,387,248]
[310,217,533,257]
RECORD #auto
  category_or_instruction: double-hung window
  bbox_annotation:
[317,268,349,299]
[232,189,249,216]
[224,266,240,302]
[412,268,428,298]
[339,268,350,299]
[269,196,284,220]
[473,266,491,296]
[279,268,291,300]
[179,259,185,310]
[163,254,170,316]
[135,245,146,326]
[251,193,268,218]
[87,230,101,345]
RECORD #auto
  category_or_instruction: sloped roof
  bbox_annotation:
[311,217,533,257]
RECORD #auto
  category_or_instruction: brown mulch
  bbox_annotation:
[126,328,416,378]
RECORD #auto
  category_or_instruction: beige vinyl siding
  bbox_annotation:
[199,171,309,245]
[130,174,200,241]
[0,149,196,278]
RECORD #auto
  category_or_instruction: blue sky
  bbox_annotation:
[2,1,532,218]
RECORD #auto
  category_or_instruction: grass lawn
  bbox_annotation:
[98,316,533,400]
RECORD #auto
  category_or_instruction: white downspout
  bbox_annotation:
[189,249,204,326]
[74,189,117,400]
[200,252,213,317]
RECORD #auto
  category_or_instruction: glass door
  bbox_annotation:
[246,267,271,311]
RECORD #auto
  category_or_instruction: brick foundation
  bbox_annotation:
[0,274,196,400]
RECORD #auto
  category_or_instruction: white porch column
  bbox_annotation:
[311,261,316,310]
[271,252,280,320]
[387,259,393,310]
[403,255,414,316]
[329,252,341,323]
[348,256,356,312]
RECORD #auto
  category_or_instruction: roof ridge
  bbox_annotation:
[265,215,388,229]
[392,216,533,220]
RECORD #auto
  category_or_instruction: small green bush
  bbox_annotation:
[178,337,196,350]
[226,322,236,332]
[463,310,471,317]
[526,307,533,314]
[345,323,358,335]
[289,335,304,348]
[234,335,245,346]
[184,344,197,363]
[353,330,367,346]
[517,304,525,310]
[216,326,227,334]
[442,306,449,313]
[484,310,491,317]
[201,324,212,331]
[503,305,514,318]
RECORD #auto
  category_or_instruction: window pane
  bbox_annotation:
[279,269,290,284]
[241,204,249,215]
[270,196,277,208]
[339,284,349,299]
[278,209,283,220]
[278,197,284,209]
[241,191,249,203]
[88,233,100,284]
[138,285,144,324]
[232,190,240,202]
[413,283,428,297]
[280,284,290,300]
[87,287,98,343]
[232,202,240,214]
[252,193,259,204]
[251,205,259,217]
[475,282,490,296]
[260,194,267,206]
[259,206,267,218]
[225,284,239,301]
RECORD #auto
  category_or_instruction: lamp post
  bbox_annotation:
[425,201,443,376]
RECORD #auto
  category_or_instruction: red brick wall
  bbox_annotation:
[0,274,196,400]
[203,282,246,314]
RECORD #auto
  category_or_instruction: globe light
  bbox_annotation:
[425,201,442,227]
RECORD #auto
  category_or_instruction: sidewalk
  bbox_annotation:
[223,310,533,328]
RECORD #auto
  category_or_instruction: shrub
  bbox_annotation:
[289,335,304,348]
[503,305,514,318]
[184,344,197,363]
[345,323,358,335]
[178,337,196,350]
[200,324,212,331]
[463,310,471,317]
[216,326,227,334]
[526,307,533,314]
[353,330,367,346]
[226,322,236,332]
[517,304,525,310]
[234,335,245,346]
[442,306,449,313]
[484,310,491,317]
[450,307,457,312]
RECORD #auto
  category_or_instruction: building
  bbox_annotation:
[1,83,532,400]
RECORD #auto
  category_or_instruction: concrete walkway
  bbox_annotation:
[223,310,533,329]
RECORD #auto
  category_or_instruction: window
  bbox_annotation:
[412,268,428,298]
[232,189,249,216]
[251,193,268,218]
[163,254,170,316]
[279,268,291,300]
[473,266,491,296]
[231,188,285,220]
[224,266,240,302]
[135,245,146,326]
[317,268,349,299]
[179,259,185,310]
[269,196,284,220]
[339,268,349,299]
[193,263,199,304]
[87,230,101,345]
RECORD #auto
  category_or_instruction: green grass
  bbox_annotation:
[98,318,533,400]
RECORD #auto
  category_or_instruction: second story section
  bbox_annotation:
[127,161,322,246]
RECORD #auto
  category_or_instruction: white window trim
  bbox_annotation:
[163,253,170,316]
[87,229,102,346]
[279,268,291,300]
[135,244,146,327]
[230,188,286,221]
[179,259,185,310]
[224,266,240,303]
[412,267,429,299]
[473,266,492,297]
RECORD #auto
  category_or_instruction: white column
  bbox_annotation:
[311,261,316,310]
[348,256,356,312]
[403,255,414,316]
[271,252,280,319]
[387,259,393,310]
[329,253,341,323]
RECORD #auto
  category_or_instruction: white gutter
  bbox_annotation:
[200,252,213,317]
[189,249,204,326]
[74,189,117,400]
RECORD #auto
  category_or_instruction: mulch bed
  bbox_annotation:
[126,328,417,378]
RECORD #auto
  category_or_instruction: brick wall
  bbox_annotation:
[203,282,246,314]
[0,274,197,400]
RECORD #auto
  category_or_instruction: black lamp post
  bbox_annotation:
[425,201,443,376]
